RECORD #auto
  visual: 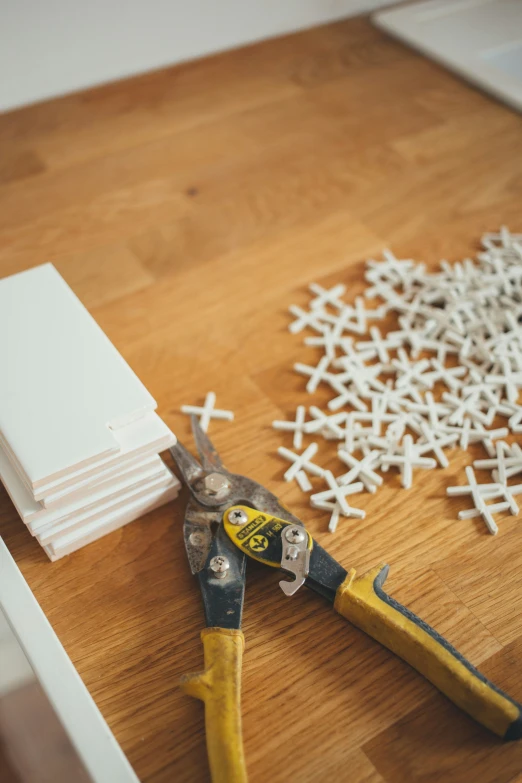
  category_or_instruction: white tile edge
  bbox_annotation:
[0,538,141,783]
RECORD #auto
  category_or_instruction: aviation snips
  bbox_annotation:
[170,417,522,783]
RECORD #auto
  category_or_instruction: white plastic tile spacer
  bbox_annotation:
[304,406,347,440]
[427,359,467,393]
[406,392,451,430]
[486,357,522,404]
[294,356,331,393]
[342,420,371,454]
[181,392,234,433]
[309,282,346,311]
[442,392,494,427]
[497,401,522,433]
[310,470,365,520]
[327,382,368,413]
[474,440,522,483]
[380,434,436,489]
[272,406,307,449]
[304,328,340,360]
[447,466,509,535]
[311,498,364,533]
[392,349,432,391]
[295,470,312,492]
[416,422,458,469]
[337,449,383,493]
[277,442,325,482]
[356,326,401,363]
[350,398,398,437]
[288,305,327,335]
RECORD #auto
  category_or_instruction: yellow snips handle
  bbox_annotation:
[335,564,522,740]
[181,628,247,783]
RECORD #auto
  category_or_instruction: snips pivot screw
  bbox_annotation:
[204,472,231,497]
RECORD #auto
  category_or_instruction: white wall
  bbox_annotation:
[1,0,395,112]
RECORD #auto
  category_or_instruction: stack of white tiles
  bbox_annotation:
[0,264,180,561]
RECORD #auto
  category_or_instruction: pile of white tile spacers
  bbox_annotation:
[273,227,522,535]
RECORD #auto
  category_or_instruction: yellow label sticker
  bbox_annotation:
[223,505,312,567]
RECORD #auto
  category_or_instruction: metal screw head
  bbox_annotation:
[189,531,206,547]
[204,473,231,496]
[286,544,299,561]
[228,508,248,526]
[284,526,305,544]
[209,555,230,578]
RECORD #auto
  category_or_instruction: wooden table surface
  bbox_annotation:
[1,15,522,783]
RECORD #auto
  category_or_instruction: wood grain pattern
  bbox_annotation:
[1,15,522,782]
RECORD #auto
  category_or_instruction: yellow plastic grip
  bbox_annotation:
[334,564,522,740]
[181,627,248,783]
